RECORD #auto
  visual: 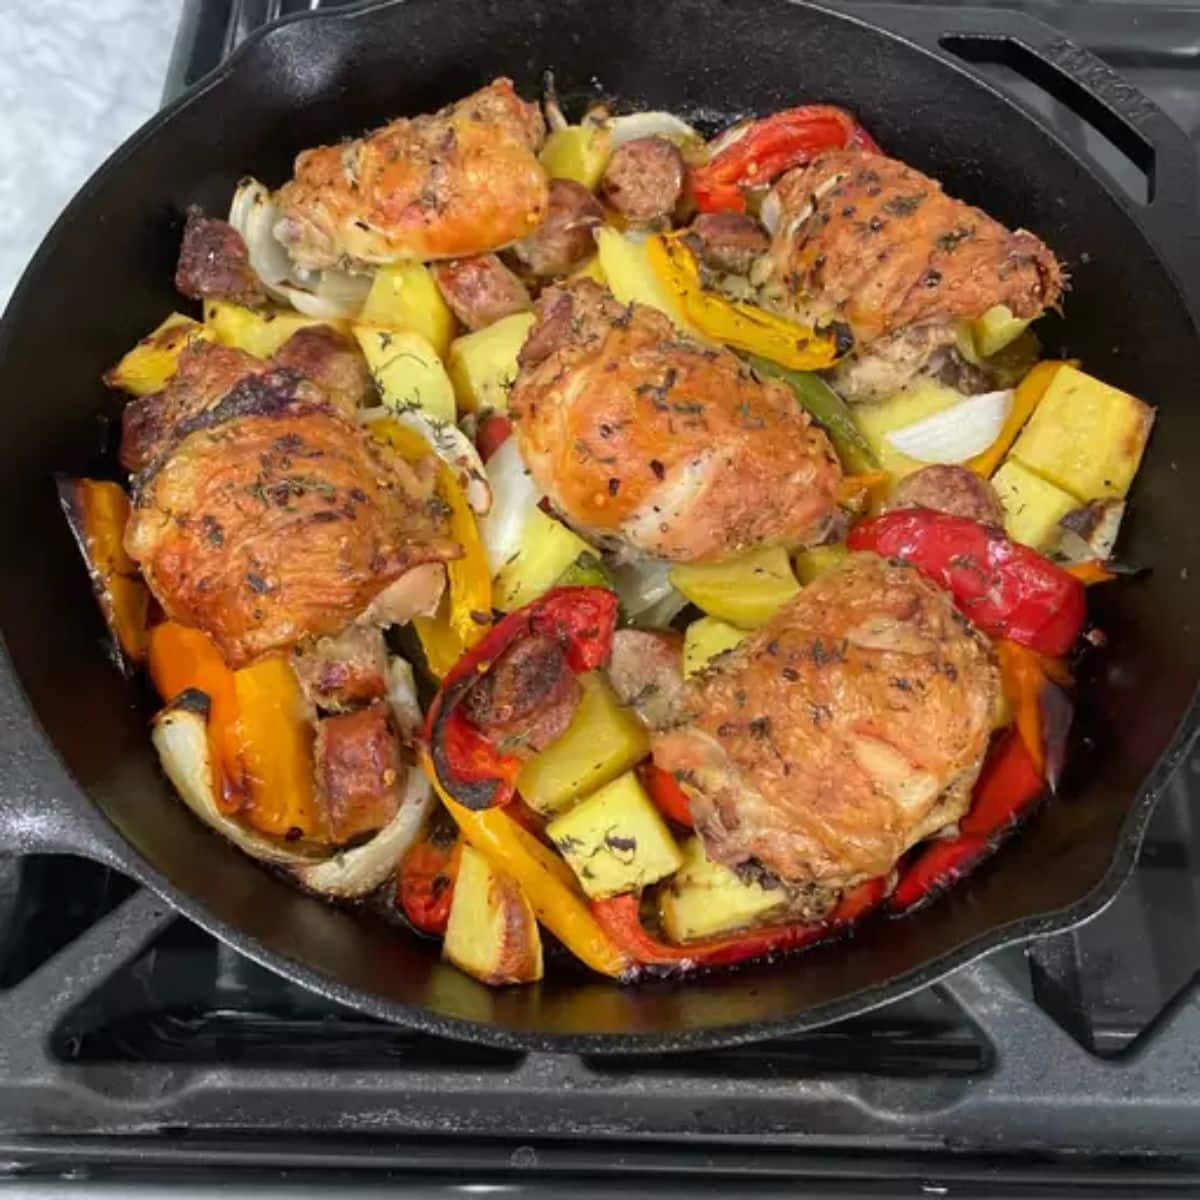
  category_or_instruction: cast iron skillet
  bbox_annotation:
[1,0,1198,1053]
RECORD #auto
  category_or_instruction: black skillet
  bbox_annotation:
[1,0,1199,1053]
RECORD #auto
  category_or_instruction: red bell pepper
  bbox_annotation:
[475,413,512,463]
[847,510,1086,657]
[424,587,620,810]
[638,762,693,827]
[592,878,887,973]
[691,105,880,214]
[888,730,1044,915]
[397,814,462,936]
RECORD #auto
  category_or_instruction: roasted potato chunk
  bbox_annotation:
[443,844,544,985]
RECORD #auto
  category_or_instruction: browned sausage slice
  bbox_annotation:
[508,179,604,277]
[889,464,1004,526]
[607,628,685,731]
[687,212,769,275]
[460,633,581,758]
[599,137,685,225]
[175,206,266,307]
[432,254,532,331]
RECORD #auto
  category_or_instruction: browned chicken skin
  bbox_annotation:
[652,554,999,911]
[125,373,458,667]
[120,328,371,473]
[509,280,841,563]
[275,78,548,270]
[762,150,1063,350]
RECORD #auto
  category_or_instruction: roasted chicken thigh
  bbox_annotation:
[652,554,1000,913]
[275,78,548,270]
[509,280,841,563]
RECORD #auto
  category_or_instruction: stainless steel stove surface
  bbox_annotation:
[3,1,1200,1194]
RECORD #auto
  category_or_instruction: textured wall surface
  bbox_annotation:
[0,1,182,308]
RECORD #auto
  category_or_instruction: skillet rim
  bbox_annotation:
[0,0,1198,1053]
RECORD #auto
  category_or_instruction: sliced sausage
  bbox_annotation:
[432,254,532,331]
[889,464,1004,526]
[507,179,604,277]
[270,325,375,414]
[291,625,388,713]
[460,632,580,758]
[175,205,266,307]
[599,137,685,225]
[607,628,685,731]
[314,702,404,844]
[686,212,769,275]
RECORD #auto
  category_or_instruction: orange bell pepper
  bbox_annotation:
[233,655,326,840]
[57,477,150,666]
[996,640,1048,777]
[148,621,245,810]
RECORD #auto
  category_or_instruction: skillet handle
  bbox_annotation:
[0,647,127,867]
[842,4,1200,312]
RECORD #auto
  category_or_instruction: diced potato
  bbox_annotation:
[547,771,682,899]
[204,299,342,359]
[352,324,456,424]
[1010,364,1155,501]
[683,616,746,678]
[517,672,650,817]
[992,459,1079,550]
[358,262,455,358]
[446,312,536,414]
[670,545,799,629]
[444,844,544,985]
[972,304,1033,359]
[104,312,215,395]
[539,123,613,190]
[658,836,786,941]
[569,255,607,286]
[493,507,596,612]
[854,380,966,479]
[793,543,849,585]
[595,227,696,334]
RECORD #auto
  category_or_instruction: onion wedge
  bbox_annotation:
[887,389,1014,465]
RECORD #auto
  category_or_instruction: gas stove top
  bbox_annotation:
[3,1,1200,1194]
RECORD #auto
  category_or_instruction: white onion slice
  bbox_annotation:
[229,177,294,288]
[479,436,542,575]
[704,118,753,160]
[293,766,432,898]
[151,694,320,868]
[633,587,690,630]
[386,656,422,744]
[886,389,1014,464]
[608,111,701,149]
[760,188,783,236]
[229,176,370,320]
[608,557,675,618]
[360,405,492,516]
[274,271,371,320]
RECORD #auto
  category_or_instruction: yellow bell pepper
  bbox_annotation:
[421,752,633,978]
[968,359,1071,479]
[646,234,842,371]
[366,417,492,674]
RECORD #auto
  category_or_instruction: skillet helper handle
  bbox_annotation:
[845,4,1200,312]
[0,652,126,866]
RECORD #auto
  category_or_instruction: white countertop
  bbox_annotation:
[0,0,183,309]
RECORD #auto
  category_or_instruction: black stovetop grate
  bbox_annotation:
[2,0,1200,1190]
